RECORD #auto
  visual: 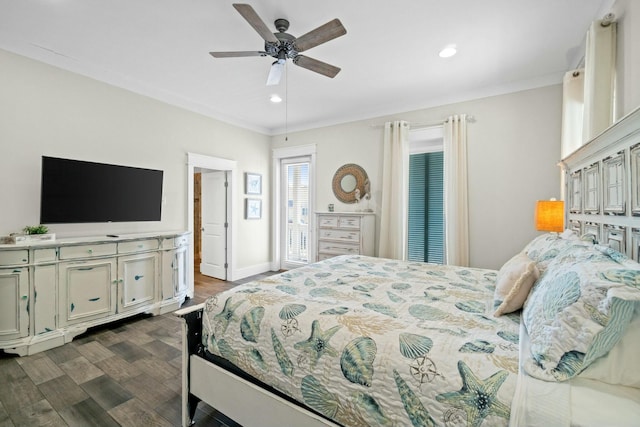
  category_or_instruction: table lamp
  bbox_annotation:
[535,199,564,232]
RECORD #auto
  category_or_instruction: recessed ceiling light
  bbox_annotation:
[439,45,457,58]
[270,94,282,103]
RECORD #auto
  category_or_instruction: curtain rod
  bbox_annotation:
[370,115,475,129]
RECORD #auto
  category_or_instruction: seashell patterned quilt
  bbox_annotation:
[202,255,521,427]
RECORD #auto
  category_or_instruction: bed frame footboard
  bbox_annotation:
[175,302,339,427]
[175,303,206,427]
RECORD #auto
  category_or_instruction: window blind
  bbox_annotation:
[408,152,444,263]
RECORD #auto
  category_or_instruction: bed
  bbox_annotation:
[176,107,640,427]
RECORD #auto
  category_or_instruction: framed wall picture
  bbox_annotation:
[245,172,262,195]
[245,198,262,220]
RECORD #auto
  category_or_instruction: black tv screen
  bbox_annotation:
[40,156,163,223]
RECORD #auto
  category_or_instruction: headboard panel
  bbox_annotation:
[560,106,640,261]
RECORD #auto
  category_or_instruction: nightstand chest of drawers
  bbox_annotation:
[316,212,375,261]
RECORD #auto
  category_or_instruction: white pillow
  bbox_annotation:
[579,304,640,388]
[493,252,539,317]
[523,244,640,382]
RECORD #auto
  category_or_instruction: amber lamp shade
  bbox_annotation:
[535,200,565,232]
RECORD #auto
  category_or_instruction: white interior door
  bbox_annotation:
[201,171,227,280]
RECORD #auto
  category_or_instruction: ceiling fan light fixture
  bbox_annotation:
[267,58,286,86]
[439,44,457,58]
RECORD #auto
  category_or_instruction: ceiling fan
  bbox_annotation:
[210,3,347,86]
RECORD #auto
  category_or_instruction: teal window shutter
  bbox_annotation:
[408,154,427,261]
[408,152,444,263]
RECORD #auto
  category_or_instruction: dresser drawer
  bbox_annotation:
[0,249,29,266]
[59,243,117,260]
[316,212,374,262]
[118,239,159,254]
[318,229,360,242]
[318,216,338,228]
[338,216,361,229]
[34,248,57,263]
[318,241,360,255]
[161,237,175,250]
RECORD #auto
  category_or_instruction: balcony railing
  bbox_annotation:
[287,222,308,263]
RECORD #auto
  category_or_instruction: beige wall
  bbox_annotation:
[271,0,640,270]
[2,0,638,273]
[272,86,563,270]
[0,49,271,270]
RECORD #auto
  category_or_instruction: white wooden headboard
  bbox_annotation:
[560,106,640,261]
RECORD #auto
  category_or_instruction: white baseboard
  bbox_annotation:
[231,261,274,281]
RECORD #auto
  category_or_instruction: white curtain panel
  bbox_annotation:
[444,114,469,267]
[378,120,409,260]
[561,69,585,158]
[583,20,616,142]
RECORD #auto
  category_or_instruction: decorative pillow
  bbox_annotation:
[493,252,539,317]
[522,230,587,274]
[523,244,640,382]
[579,303,640,388]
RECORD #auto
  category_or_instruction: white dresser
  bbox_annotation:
[316,212,375,261]
[0,231,189,356]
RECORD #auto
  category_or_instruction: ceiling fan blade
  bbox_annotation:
[293,55,341,78]
[209,51,266,58]
[294,19,346,52]
[233,3,279,44]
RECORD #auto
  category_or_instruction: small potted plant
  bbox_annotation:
[23,225,49,235]
[8,225,56,243]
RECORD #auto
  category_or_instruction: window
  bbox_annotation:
[408,127,444,264]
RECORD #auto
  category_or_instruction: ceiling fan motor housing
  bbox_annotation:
[265,18,299,60]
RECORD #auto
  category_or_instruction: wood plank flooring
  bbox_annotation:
[0,270,275,427]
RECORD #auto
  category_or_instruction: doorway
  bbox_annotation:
[198,170,228,280]
[187,153,237,296]
[280,157,311,269]
[272,144,316,270]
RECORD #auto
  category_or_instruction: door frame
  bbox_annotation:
[272,144,316,270]
[187,152,237,296]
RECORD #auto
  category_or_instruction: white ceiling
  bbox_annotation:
[0,0,613,135]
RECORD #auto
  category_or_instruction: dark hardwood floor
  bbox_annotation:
[0,270,274,427]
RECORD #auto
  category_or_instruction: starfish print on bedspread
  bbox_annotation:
[213,297,245,335]
[435,360,510,427]
[294,319,341,368]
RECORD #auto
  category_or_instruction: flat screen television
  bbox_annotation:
[40,156,163,223]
